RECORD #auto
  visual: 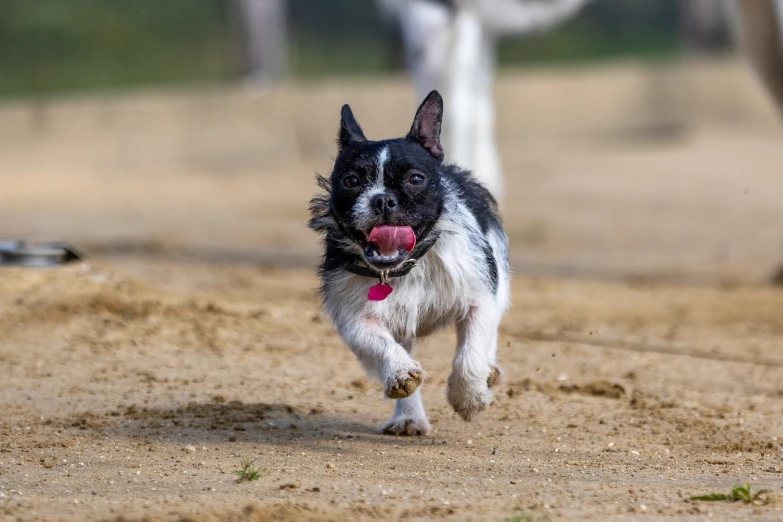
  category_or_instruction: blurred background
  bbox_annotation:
[0,0,735,97]
[1,0,782,283]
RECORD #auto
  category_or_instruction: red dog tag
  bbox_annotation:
[368,283,393,301]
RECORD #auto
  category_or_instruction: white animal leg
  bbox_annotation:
[381,338,432,436]
[381,389,431,435]
[443,9,483,176]
[473,30,504,198]
[335,318,425,399]
[397,0,453,99]
[447,299,502,421]
[443,9,504,198]
[394,2,504,198]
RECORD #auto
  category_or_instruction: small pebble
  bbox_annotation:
[185,445,196,453]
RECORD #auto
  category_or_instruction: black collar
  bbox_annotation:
[343,234,439,280]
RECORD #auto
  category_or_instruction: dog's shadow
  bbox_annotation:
[65,399,428,447]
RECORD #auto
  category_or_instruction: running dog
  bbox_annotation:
[309,90,510,435]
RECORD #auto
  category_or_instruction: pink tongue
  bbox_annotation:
[368,226,416,256]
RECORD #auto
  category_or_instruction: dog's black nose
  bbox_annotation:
[371,193,398,214]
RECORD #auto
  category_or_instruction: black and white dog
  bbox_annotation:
[309,91,510,435]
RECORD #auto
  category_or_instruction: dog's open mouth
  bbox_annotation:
[362,225,416,269]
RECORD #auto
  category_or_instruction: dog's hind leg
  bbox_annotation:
[380,339,432,436]
[447,299,502,421]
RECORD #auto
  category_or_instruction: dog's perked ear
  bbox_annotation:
[338,104,367,152]
[407,90,444,162]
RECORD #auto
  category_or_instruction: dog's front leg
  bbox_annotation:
[381,388,431,435]
[380,340,431,436]
[336,318,425,400]
[447,302,502,421]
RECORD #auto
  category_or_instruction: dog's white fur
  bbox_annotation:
[351,148,390,231]
[322,175,510,434]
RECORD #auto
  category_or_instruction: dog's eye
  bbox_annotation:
[407,172,426,186]
[343,175,360,189]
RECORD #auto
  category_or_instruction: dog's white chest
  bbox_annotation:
[362,235,481,341]
[322,194,507,346]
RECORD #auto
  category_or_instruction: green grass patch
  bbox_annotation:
[232,458,267,483]
[691,483,770,506]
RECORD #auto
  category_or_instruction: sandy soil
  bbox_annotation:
[2,76,783,520]
[1,260,783,521]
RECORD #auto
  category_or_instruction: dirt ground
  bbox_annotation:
[2,260,783,522]
[2,76,783,521]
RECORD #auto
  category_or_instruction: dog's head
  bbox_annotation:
[310,90,446,272]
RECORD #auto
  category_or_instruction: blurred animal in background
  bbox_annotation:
[732,0,783,116]
[232,0,288,86]
[377,0,593,198]
[232,0,782,199]
[377,0,783,200]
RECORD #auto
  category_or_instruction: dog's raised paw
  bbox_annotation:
[385,368,424,399]
[380,416,431,436]
[447,373,493,421]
